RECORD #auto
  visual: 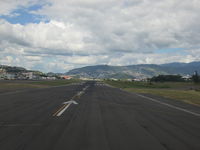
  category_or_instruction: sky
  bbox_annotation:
[0,0,200,73]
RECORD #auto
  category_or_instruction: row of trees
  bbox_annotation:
[150,75,184,82]
[150,71,199,83]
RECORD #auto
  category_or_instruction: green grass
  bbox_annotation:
[29,79,81,86]
[104,80,163,88]
[104,80,196,89]
[126,88,200,106]
[104,80,200,106]
[0,79,81,93]
[0,83,47,89]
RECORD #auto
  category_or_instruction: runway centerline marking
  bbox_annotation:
[135,93,200,117]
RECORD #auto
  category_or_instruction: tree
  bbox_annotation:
[150,75,184,82]
[192,71,199,83]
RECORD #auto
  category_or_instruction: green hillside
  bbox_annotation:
[66,62,200,79]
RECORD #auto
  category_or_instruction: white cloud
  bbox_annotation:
[28,0,200,56]
[0,20,96,54]
[0,0,200,72]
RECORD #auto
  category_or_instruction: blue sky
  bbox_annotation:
[0,0,200,72]
[0,4,47,25]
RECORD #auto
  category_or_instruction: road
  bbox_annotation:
[0,81,199,150]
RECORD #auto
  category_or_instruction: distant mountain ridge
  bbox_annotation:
[66,61,200,79]
[1,61,200,79]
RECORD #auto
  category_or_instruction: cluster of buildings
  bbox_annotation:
[0,69,52,80]
[109,75,192,82]
[0,68,72,80]
[109,78,147,82]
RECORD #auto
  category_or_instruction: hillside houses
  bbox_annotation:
[0,71,35,80]
[0,71,59,80]
[0,68,16,80]
[0,66,59,80]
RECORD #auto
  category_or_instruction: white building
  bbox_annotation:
[5,73,16,80]
[182,75,191,81]
[22,72,34,79]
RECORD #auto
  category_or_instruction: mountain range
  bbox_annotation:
[66,61,200,79]
[1,61,200,79]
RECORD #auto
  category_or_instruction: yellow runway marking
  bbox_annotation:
[53,86,89,117]
[53,104,69,116]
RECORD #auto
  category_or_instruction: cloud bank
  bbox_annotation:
[0,0,200,72]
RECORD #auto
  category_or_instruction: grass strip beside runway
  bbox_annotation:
[104,80,200,106]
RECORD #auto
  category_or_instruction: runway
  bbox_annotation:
[0,81,199,150]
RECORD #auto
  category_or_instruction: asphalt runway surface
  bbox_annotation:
[0,81,199,150]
